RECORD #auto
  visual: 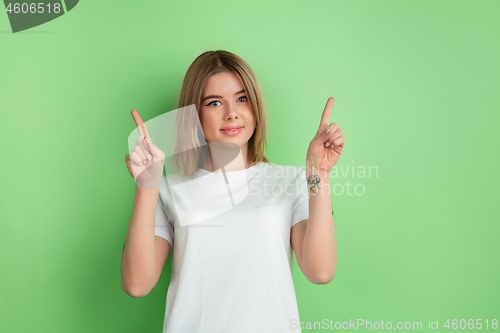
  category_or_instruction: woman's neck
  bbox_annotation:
[202,145,250,172]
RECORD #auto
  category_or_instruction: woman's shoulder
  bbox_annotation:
[266,161,305,171]
[258,162,306,179]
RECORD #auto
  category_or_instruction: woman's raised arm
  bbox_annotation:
[121,110,168,297]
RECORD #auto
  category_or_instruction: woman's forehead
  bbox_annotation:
[203,72,244,94]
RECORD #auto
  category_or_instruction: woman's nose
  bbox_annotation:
[224,104,239,119]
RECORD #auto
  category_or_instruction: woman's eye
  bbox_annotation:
[206,100,221,107]
[205,96,246,107]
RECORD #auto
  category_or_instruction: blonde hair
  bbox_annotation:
[171,50,270,179]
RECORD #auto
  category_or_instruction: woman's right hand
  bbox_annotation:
[125,110,166,190]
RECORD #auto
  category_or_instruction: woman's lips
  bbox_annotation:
[220,127,242,136]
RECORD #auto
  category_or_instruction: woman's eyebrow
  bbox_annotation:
[202,89,245,102]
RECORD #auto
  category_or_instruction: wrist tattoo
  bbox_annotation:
[307,174,322,194]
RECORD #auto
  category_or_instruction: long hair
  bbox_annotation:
[171,50,270,179]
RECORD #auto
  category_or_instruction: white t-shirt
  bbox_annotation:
[154,161,309,333]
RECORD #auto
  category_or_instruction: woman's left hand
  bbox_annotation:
[306,97,345,174]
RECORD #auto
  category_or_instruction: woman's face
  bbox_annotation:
[199,71,256,153]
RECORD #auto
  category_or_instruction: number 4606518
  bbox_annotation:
[5,3,62,14]
[444,319,498,330]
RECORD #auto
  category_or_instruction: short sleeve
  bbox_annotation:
[291,168,309,228]
[154,191,174,247]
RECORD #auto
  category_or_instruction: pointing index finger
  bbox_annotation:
[131,109,150,139]
[319,97,335,131]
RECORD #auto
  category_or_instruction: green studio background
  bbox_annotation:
[1,1,499,332]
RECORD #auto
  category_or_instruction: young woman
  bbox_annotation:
[122,50,344,333]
